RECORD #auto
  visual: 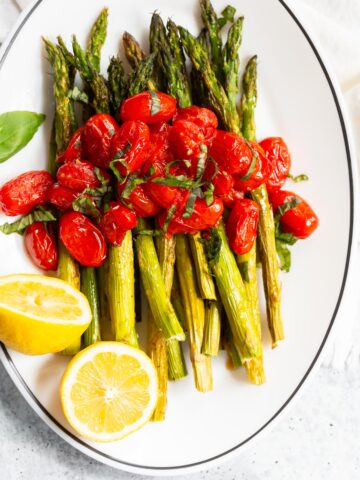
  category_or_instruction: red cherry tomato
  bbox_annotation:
[99,202,137,245]
[226,199,259,255]
[259,137,291,191]
[209,131,253,175]
[173,106,218,146]
[59,212,107,267]
[140,122,174,177]
[233,144,266,192]
[24,222,58,271]
[83,114,119,168]
[111,120,150,175]
[158,197,224,235]
[57,161,109,193]
[143,182,184,210]
[117,182,160,218]
[57,127,84,164]
[170,120,206,164]
[0,171,53,216]
[221,188,245,209]
[48,183,79,211]
[268,190,319,239]
[203,161,234,197]
[120,91,177,124]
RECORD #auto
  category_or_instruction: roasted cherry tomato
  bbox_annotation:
[140,122,173,177]
[259,137,291,191]
[170,120,206,164]
[158,197,224,235]
[209,131,253,175]
[59,212,107,267]
[0,171,53,216]
[268,190,319,239]
[24,222,58,271]
[111,120,150,175]
[221,188,245,209]
[173,106,218,146]
[117,182,160,218]
[120,91,177,124]
[99,202,137,245]
[48,183,79,211]
[83,114,119,168]
[143,182,185,210]
[203,161,234,197]
[233,144,266,192]
[57,161,109,193]
[226,199,259,255]
[57,127,84,164]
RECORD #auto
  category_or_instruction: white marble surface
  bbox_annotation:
[1,1,360,478]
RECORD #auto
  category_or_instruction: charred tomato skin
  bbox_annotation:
[120,91,177,124]
[0,170,54,216]
[268,189,319,239]
[83,114,119,168]
[226,199,260,255]
[259,137,291,191]
[59,211,107,267]
[24,222,58,271]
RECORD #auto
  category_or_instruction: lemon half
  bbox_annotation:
[0,274,91,355]
[60,342,158,442]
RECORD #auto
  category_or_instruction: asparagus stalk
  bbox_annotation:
[237,57,266,384]
[43,40,82,355]
[176,235,212,391]
[199,0,224,84]
[202,300,221,356]
[189,233,216,300]
[81,267,101,346]
[107,56,126,116]
[87,8,108,72]
[106,233,138,347]
[135,219,185,341]
[97,264,113,340]
[210,224,262,360]
[171,272,187,330]
[242,56,284,346]
[123,32,146,68]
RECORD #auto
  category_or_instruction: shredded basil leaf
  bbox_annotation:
[205,157,219,182]
[274,196,300,272]
[72,196,100,218]
[203,182,215,206]
[151,175,197,189]
[275,196,301,221]
[149,91,161,116]
[183,187,201,218]
[121,174,145,201]
[287,173,309,183]
[0,206,56,235]
[163,204,177,233]
[240,153,257,181]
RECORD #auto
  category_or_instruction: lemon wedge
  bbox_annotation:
[60,342,158,442]
[0,274,91,355]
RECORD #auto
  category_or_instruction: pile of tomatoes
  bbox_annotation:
[0,91,318,271]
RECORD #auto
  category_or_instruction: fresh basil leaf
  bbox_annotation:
[164,159,191,176]
[202,227,222,265]
[287,173,309,183]
[72,196,100,218]
[109,158,130,183]
[94,167,109,187]
[0,111,45,163]
[149,90,161,116]
[0,206,56,235]
[136,229,162,237]
[151,176,196,189]
[68,86,89,104]
[163,204,177,233]
[205,157,219,182]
